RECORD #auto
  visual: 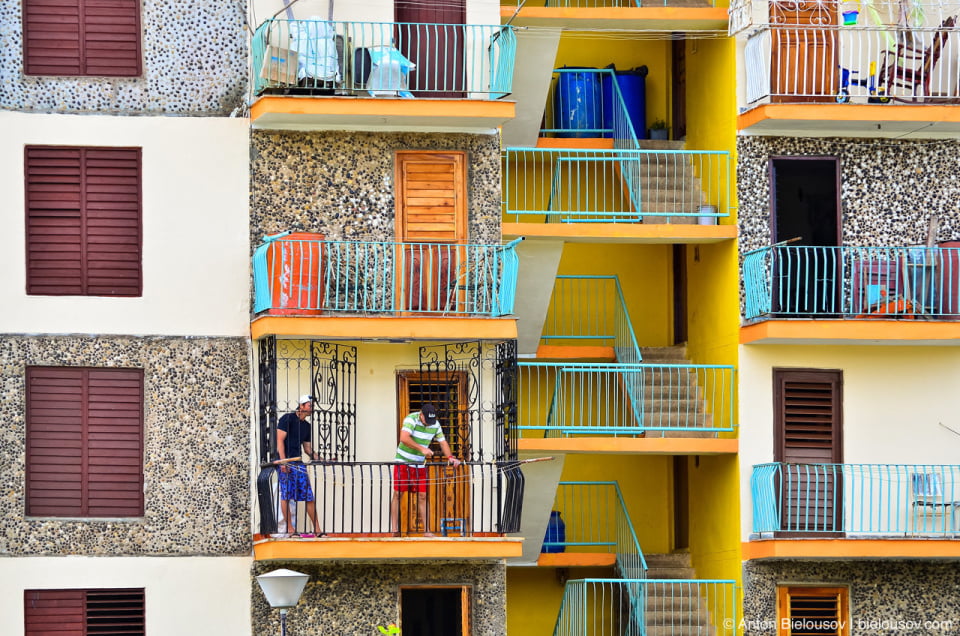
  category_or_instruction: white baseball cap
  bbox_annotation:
[298,394,313,405]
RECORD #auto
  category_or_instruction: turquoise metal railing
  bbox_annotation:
[546,482,647,580]
[252,19,515,97]
[503,147,731,222]
[752,463,960,536]
[552,579,738,636]
[743,245,960,320]
[253,234,522,317]
[517,362,735,436]
[542,276,642,365]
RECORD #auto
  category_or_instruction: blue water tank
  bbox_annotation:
[601,65,648,139]
[542,510,567,553]
[553,68,602,138]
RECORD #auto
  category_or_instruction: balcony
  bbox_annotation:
[733,4,960,136]
[741,244,960,344]
[552,578,738,636]
[501,0,729,31]
[251,234,522,340]
[502,68,736,243]
[253,461,523,560]
[747,463,960,559]
[250,19,516,131]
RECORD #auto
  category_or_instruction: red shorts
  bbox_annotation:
[393,464,428,493]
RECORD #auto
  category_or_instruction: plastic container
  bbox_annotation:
[267,232,325,315]
[541,510,567,553]
[553,68,602,138]
[601,65,648,139]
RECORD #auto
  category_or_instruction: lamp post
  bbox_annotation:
[256,568,310,636]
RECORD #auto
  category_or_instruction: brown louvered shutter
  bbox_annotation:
[23,0,141,77]
[26,146,142,297]
[25,589,145,636]
[774,369,843,534]
[778,586,849,636]
[396,151,466,243]
[26,367,144,518]
[24,589,85,636]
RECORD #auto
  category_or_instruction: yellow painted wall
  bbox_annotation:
[686,454,741,582]
[507,566,615,636]
[557,243,673,346]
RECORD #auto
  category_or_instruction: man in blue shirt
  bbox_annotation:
[277,394,322,537]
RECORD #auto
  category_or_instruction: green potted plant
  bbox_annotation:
[649,119,669,140]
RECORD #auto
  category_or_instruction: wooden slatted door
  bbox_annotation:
[770,0,837,102]
[395,151,467,314]
[774,369,843,535]
[397,372,471,536]
[395,0,466,98]
[23,0,141,77]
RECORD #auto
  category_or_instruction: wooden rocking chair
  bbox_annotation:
[880,16,956,102]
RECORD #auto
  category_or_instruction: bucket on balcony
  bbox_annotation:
[541,510,566,553]
[553,68,602,138]
[699,205,718,225]
[267,232,325,315]
[842,10,859,25]
[601,65,648,139]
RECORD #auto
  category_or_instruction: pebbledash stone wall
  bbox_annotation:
[252,561,507,636]
[250,130,503,247]
[742,560,960,636]
[0,335,250,556]
[0,0,247,115]
[737,136,960,255]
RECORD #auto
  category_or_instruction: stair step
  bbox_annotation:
[639,347,689,361]
[643,552,694,568]
[643,626,716,636]
[645,567,698,579]
[643,608,712,624]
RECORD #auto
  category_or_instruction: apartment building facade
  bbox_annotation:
[0,0,252,633]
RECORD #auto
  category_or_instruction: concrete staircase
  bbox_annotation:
[634,347,715,438]
[628,141,706,225]
[638,553,718,636]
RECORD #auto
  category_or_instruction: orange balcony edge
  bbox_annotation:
[537,553,617,567]
[740,319,960,345]
[254,536,523,561]
[536,344,616,361]
[518,437,738,455]
[251,315,518,341]
[251,96,515,125]
[743,538,960,560]
[738,103,960,130]
[502,222,737,244]
[500,5,729,28]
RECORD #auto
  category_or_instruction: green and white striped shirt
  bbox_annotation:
[395,411,446,464]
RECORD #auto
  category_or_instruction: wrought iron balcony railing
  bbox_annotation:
[542,276,642,364]
[252,19,515,98]
[256,461,524,537]
[503,147,731,223]
[741,20,960,105]
[546,482,647,579]
[518,362,736,437]
[743,244,960,320]
[752,462,960,536]
[552,579,738,636]
[730,0,958,37]
[253,234,522,317]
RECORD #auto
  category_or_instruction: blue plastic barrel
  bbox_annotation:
[553,68,602,138]
[601,65,648,139]
[541,510,567,553]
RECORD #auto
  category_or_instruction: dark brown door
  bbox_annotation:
[395,0,466,97]
[770,0,838,102]
[774,369,843,535]
[770,157,841,316]
[671,39,686,140]
[673,245,687,345]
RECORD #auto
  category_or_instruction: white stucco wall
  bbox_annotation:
[0,556,252,635]
[738,344,960,538]
[0,112,250,337]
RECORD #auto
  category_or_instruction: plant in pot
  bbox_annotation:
[649,119,669,140]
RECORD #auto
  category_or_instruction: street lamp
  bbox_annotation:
[256,568,310,636]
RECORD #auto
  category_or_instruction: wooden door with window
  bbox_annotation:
[397,371,471,535]
[395,0,466,98]
[774,369,843,535]
[770,0,838,102]
[395,151,467,314]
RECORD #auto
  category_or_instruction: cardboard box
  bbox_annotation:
[260,46,299,85]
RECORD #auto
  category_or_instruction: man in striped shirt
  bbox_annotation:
[390,404,461,536]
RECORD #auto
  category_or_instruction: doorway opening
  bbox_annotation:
[400,586,470,635]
